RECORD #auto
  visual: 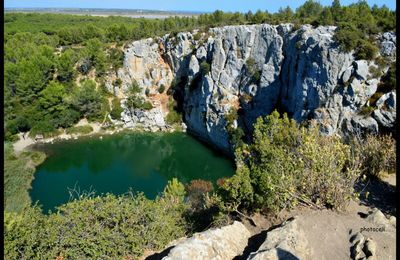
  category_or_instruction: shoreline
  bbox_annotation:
[13,119,182,153]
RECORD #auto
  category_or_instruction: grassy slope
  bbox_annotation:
[4,143,46,212]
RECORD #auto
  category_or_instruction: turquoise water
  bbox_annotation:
[30,132,235,213]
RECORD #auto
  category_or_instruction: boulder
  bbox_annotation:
[353,60,369,81]
[163,221,251,260]
[366,209,389,226]
[247,218,312,260]
[373,109,396,129]
[342,66,354,83]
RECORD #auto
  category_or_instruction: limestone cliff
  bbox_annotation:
[107,24,396,152]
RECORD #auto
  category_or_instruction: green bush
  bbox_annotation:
[129,79,141,94]
[4,145,46,213]
[4,192,189,259]
[110,98,124,120]
[126,96,153,110]
[166,110,182,125]
[29,120,56,137]
[224,108,244,148]
[158,84,166,94]
[334,25,361,52]
[218,111,359,213]
[368,65,382,79]
[193,32,201,41]
[200,61,211,75]
[164,178,186,202]
[378,62,396,92]
[71,80,104,120]
[165,97,182,125]
[55,108,81,128]
[351,134,396,179]
[65,125,93,135]
[355,40,379,60]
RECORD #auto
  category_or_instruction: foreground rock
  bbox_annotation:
[162,221,251,260]
[110,24,396,153]
[153,200,396,260]
[247,217,312,260]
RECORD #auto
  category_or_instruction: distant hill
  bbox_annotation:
[4,7,203,18]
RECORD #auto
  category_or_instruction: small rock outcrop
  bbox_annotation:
[247,218,312,260]
[365,208,396,229]
[378,32,396,58]
[162,221,251,260]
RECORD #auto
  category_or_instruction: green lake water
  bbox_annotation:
[30,132,235,213]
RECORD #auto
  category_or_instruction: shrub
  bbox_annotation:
[200,61,211,75]
[4,145,46,213]
[55,108,80,128]
[186,179,213,194]
[158,84,166,94]
[110,98,124,120]
[29,120,56,137]
[193,32,201,41]
[218,111,359,213]
[245,57,261,83]
[163,178,186,202]
[355,40,379,60]
[126,96,153,110]
[368,65,382,79]
[351,134,396,179]
[165,97,182,125]
[141,101,153,110]
[334,23,363,52]
[185,179,214,211]
[129,79,141,94]
[65,125,93,135]
[71,80,104,120]
[368,91,384,106]
[165,110,182,125]
[4,192,189,259]
[224,108,245,148]
[245,57,255,68]
[378,62,396,92]
[114,78,122,86]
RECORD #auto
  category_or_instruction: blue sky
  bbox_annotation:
[4,0,396,13]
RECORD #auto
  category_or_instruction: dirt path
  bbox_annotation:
[12,119,107,153]
[241,174,397,260]
[13,133,35,153]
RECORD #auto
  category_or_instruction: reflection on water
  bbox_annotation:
[30,132,235,213]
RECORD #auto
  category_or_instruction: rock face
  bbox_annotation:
[247,218,312,260]
[110,24,396,152]
[378,32,396,58]
[162,221,251,260]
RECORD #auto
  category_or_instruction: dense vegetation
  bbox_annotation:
[217,111,360,214]
[4,182,189,259]
[4,0,396,141]
[4,143,46,212]
[4,1,396,258]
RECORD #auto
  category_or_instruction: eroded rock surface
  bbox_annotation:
[109,24,396,152]
[162,221,251,260]
[247,218,312,260]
